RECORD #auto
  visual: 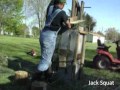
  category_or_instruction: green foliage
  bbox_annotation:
[84,13,96,32]
[16,24,28,36]
[105,27,120,41]
[0,0,24,35]
[97,31,104,36]
[24,0,50,30]
[32,26,39,37]
[0,53,8,67]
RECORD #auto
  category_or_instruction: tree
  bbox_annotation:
[16,24,29,36]
[97,31,104,36]
[118,33,120,40]
[24,0,50,31]
[0,0,24,35]
[32,26,39,37]
[105,27,119,41]
[84,13,96,32]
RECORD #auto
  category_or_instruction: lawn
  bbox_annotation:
[0,36,40,90]
[0,35,120,90]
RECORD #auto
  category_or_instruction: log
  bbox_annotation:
[15,70,29,85]
[15,70,29,80]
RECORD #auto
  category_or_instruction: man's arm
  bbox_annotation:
[61,11,71,29]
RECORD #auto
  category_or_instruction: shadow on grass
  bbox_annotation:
[1,70,120,90]
[0,56,37,90]
[0,81,31,90]
[8,56,37,73]
[84,60,94,69]
[76,69,120,90]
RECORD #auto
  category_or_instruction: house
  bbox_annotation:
[86,33,105,43]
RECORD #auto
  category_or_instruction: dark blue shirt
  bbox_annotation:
[45,2,68,33]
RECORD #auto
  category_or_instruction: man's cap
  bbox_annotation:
[58,0,66,3]
[54,0,66,5]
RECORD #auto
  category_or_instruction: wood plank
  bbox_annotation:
[79,30,88,34]
[70,20,85,24]
[69,16,78,22]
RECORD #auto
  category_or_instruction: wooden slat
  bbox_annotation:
[79,30,88,34]
[70,20,85,24]
[69,16,78,22]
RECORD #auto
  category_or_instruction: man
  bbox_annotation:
[32,0,71,81]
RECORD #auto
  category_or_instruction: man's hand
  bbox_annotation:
[66,20,71,29]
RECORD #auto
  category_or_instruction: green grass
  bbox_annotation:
[0,36,40,63]
[0,35,120,90]
[0,36,40,89]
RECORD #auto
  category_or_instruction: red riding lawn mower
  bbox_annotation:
[93,39,120,69]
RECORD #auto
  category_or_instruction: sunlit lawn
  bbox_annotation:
[0,35,120,90]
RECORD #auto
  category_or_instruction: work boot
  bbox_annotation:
[30,71,45,82]
[44,70,57,83]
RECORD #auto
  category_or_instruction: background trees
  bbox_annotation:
[105,27,120,41]
[0,0,97,37]
[84,13,96,32]
[0,0,24,35]
[24,0,50,31]
[32,26,39,37]
[1,0,119,39]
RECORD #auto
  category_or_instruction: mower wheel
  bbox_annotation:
[93,55,110,69]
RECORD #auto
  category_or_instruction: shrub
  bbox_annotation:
[0,53,8,67]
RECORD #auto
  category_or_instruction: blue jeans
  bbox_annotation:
[38,29,58,71]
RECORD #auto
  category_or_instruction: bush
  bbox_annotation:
[0,53,8,67]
